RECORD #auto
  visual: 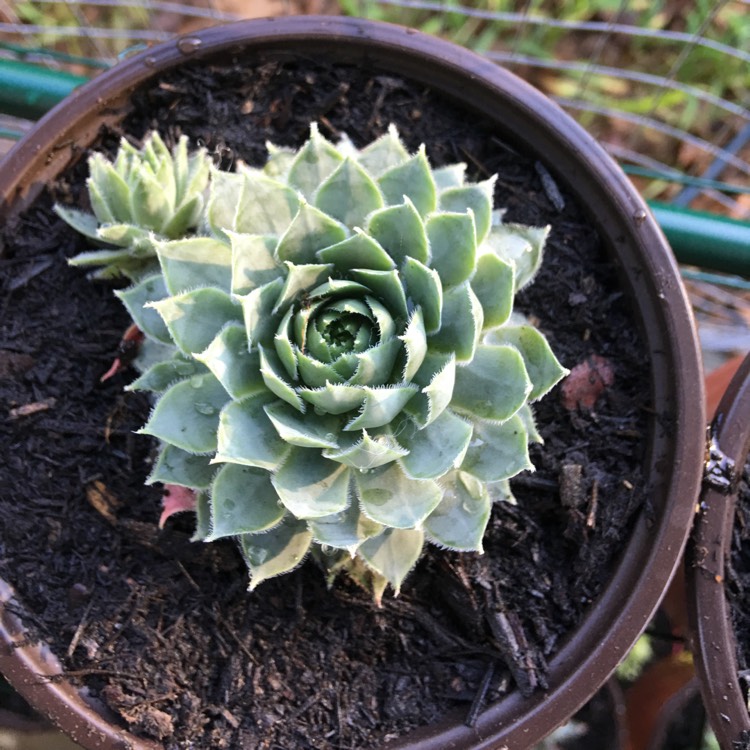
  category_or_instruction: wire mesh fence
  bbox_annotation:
[2,0,749,218]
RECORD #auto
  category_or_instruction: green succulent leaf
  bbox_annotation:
[308,502,384,553]
[229,232,281,295]
[192,491,212,542]
[155,236,232,295]
[316,230,395,272]
[460,414,533,482]
[452,345,531,422]
[487,325,569,401]
[147,443,216,489]
[404,352,456,427]
[345,384,418,431]
[424,471,490,551]
[54,205,100,240]
[378,146,436,217]
[349,269,408,321]
[299,382,367,414]
[357,125,409,178]
[472,252,514,329]
[131,167,172,231]
[287,124,344,199]
[88,153,130,223]
[323,428,407,470]
[366,198,428,266]
[126,356,206,393]
[272,447,351,519]
[355,463,441,529]
[401,257,443,335]
[432,163,466,190]
[139,373,229,454]
[207,170,244,238]
[397,409,472,480]
[276,202,348,265]
[426,211,477,288]
[233,172,300,235]
[215,394,290,470]
[399,308,428,381]
[439,177,496,244]
[259,345,305,413]
[240,519,312,590]
[350,338,401,387]
[114,273,171,343]
[149,287,243,354]
[264,400,341,449]
[274,262,333,313]
[238,277,284,348]
[206,464,285,540]
[486,223,549,289]
[358,527,424,595]
[195,324,265,401]
[314,157,384,228]
[428,282,483,362]
[97,223,152,249]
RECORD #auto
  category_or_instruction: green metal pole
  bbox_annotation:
[648,202,750,278]
[0,59,87,120]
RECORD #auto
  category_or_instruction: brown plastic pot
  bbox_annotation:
[0,16,705,750]
[687,354,750,749]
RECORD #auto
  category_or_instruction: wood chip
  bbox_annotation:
[86,481,121,525]
[8,397,55,419]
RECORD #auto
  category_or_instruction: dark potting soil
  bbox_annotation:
[726,458,750,747]
[0,58,652,749]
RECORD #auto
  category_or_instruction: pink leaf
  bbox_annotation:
[159,485,197,528]
[560,355,615,411]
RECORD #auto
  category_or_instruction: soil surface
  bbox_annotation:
[0,58,652,748]
[727,459,750,750]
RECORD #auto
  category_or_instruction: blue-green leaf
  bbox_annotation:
[228,232,281,295]
[308,503,383,553]
[314,157,384,228]
[272,447,351,519]
[147,443,216,489]
[287,124,344,199]
[452,345,531,422]
[234,171,300,235]
[471,253,514,329]
[377,146,436,217]
[150,287,243,354]
[323,428,407,470]
[195,324,265,401]
[215,394,290,470]
[115,273,171,343]
[316,230,395,272]
[397,409,472,480]
[155,236,232,295]
[344,384,418,431]
[139,373,229,454]
[486,325,569,401]
[427,282,483,362]
[424,471,490,551]
[439,177,496,244]
[401,257,442,334]
[206,464,285,540]
[460,414,533,482]
[357,125,409,177]
[358,527,425,594]
[264,400,341,449]
[366,197,428,266]
[239,519,312,590]
[355,462,441,529]
[276,202,348,265]
[426,211,477,287]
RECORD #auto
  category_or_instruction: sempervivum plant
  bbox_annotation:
[55,132,211,279]
[60,124,567,600]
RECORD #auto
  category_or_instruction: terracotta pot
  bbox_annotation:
[0,16,705,750]
[687,354,750,749]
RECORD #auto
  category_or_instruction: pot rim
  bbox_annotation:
[687,353,750,748]
[0,15,706,750]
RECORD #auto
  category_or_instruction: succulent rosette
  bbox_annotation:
[61,125,567,598]
[56,132,210,279]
